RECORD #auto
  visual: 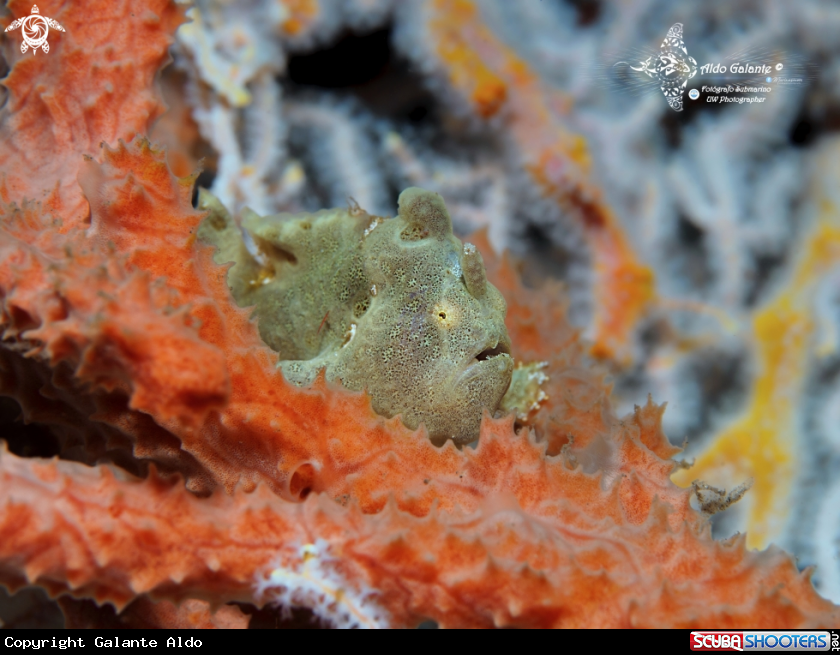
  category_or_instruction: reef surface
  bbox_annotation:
[1,0,839,628]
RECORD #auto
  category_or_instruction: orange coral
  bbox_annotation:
[58,597,249,630]
[0,0,184,229]
[278,0,321,38]
[0,0,838,629]
[2,440,838,628]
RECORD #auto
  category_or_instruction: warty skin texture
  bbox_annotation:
[198,187,513,445]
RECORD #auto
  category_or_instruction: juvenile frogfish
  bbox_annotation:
[198,187,513,445]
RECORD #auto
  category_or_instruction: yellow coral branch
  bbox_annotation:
[673,190,840,549]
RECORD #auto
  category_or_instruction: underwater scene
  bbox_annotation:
[1,0,840,629]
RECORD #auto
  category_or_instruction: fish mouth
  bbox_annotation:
[456,335,513,384]
[474,339,511,363]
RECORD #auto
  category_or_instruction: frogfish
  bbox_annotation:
[198,187,513,445]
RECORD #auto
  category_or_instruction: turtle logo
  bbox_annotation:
[4,5,65,55]
[629,23,697,112]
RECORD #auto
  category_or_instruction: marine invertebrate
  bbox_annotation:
[2,0,840,628]
[197,186,512,445]
[2,435,839,628]
[0,131,836,628]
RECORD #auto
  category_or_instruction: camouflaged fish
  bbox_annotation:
[198,187,513,445]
